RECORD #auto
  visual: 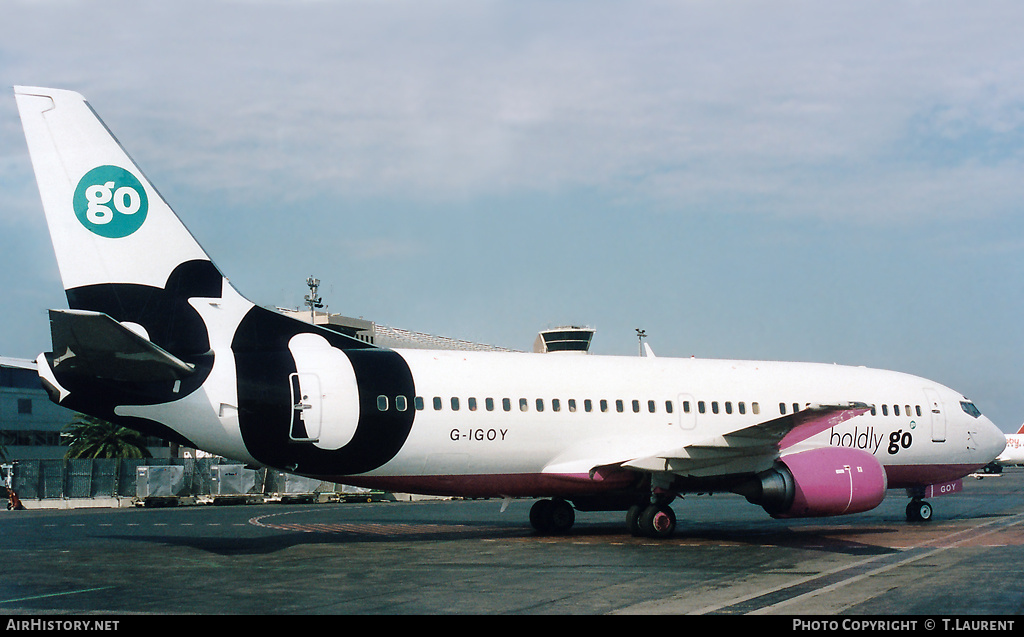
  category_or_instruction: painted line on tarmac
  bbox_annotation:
[691,511,1024,615]
[0,586,117,606]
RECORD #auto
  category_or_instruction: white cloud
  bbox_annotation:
[6,1,1023,226]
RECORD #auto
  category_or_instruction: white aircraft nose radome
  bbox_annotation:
[980,416,1008,460]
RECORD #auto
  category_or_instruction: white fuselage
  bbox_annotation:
[158,342,1004,497]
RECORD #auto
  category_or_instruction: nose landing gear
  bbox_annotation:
[906,498,933,522]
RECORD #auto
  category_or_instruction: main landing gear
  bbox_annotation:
[906,498,933,522]
[528,497,679,538]
[529,498,576,534]
[626,502,677,538]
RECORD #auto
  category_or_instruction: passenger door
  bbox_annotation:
[923,388,946,443]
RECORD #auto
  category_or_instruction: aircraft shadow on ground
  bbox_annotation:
[100,517,899,557]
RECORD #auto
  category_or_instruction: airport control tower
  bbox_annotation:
[532,326,596,354]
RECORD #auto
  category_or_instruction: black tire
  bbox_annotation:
[530,499,553,533]
[639,504,676,538]
[626,504,644,536]
[548,498,575,534]
[906,499,933,522]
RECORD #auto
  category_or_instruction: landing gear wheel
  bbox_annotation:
[530,498,575,534]
[626,504,644,537]
[530,499,552,532]
[906,499,933,522]
[638,504,676,538]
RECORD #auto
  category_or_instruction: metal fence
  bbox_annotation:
[6,458,355,501]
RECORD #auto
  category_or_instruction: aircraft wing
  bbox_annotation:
[543,402,871,481]
[45,309,197,382]
[622,402,872,477]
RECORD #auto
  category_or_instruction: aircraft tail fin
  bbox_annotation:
[1017,423,1024,435]
[14,86,216,298]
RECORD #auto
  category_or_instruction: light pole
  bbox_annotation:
[305,276,323,324]
[636,328,647,357]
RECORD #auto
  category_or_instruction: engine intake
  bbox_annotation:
[737,447,887,518]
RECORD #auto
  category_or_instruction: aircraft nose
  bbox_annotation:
[977,416,1006,462]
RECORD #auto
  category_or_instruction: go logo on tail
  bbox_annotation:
[73,166,148,238]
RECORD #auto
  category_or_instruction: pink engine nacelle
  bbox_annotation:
[738,447,888,518]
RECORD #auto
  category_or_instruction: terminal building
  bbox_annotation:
[1,356,175,461]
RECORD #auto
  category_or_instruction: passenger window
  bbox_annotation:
[451,397,460,411]
[520,398,529,412]
[415,396,425,411]
[616,400,625,413]
[377,395,388,411]
[568,399,577,412]
[648,400,656,413]
[779,403,787,415]
[793,403,799,414]
[725,401,732,414]
[433,397,443,411]
[916,406,922,417]
[502,398,512,412]
[485,397,495,411]
[752,402,760,415]
[552,399,561,412]
[585,399,593,412]
[894,405,900,416]
[699,401,706,414]
[738,402,745,415]
[632,400,640,413]
[712,401,719,414]
[665,401,674,414]
[601,400,609,413]
[870,405,877,416]
[468,397,477,411]
[882,405,888,416]
[395,396,408,412]
[536,399,544,412]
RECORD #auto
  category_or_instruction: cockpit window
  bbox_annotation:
[960,401,982,418]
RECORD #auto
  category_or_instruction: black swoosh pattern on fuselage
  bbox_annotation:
[55,259,222,446]
[231,306,416,476]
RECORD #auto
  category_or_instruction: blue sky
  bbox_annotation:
[2,1,1023,431]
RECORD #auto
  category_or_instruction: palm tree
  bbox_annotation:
[62,414,152,459]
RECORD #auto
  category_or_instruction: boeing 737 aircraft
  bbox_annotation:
[13,86,1006,537]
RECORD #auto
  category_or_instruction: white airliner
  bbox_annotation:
[13,86,1006,536]
[995,423,1024,467]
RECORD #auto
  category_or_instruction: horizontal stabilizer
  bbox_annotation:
[47,309,197,382]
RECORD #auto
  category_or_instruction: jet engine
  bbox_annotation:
[736,447,887,518]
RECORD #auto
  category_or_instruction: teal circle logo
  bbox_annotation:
[73,166,149,238]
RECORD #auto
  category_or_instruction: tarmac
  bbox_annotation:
[1,468,1022,619]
